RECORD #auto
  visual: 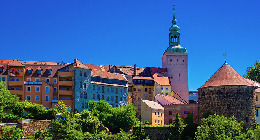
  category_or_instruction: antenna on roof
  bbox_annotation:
[223,52,227,63]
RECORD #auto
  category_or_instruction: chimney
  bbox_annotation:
[134,64,136,76]
[74,58,77,63]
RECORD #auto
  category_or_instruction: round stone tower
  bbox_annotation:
[198,63,256,127]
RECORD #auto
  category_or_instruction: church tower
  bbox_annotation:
[162,9,189,103]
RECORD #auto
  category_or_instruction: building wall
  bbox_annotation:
[154,82,171,96]
[164,104,198,125]
[256,92,260,124]
[132,84,154,117]
[198,86,256,127]
[141,101,152,124]
[162,52,188,102]
[73,68,92,113]
[151,109,164,126]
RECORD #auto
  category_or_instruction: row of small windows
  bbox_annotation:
[134,88,152,93]
[154,112,163,117]
[0,77,6,81]
[154,119,163,125]
[161,88,169,90]
[8,78,57,83]
[26,95,49,102]
[169,59,185,62]
[92,94,127,102]
[79,71,88,77]
[169,110,194,115]
[27,69,52,75]
[26,86,56,93]
[92,85,127,93]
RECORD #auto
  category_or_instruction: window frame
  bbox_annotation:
[45,95,49,102]
[26,86,31,92]
[46,78,50,83]
[45,86,50,93]
[36,86,40,92]
[54,78,57,83]
[35,95,40,101]
[26,95,31,101]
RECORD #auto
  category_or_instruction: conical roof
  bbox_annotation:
[200,63,253,88]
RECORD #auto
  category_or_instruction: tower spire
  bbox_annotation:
[172,4,176,25]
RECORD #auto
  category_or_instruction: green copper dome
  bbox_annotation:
[169,25,180,31]
[165,45,187,53]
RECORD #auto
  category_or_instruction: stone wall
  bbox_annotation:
[198,86,256,127]
[134,126,171,140]
[20,119,52,137]
[164,104,198,125]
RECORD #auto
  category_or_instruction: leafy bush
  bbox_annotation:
[0,125,23,140]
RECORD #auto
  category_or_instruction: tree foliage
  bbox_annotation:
[88,100,138,134]
[0,125,23,140]
[195,114,244,140]
[244,61,260,82]
[170,112,186,140]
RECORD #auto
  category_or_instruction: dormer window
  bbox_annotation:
[0,68,2,72]
[48,69,51,75]
[28,70,32,74]
[37,70,41,75]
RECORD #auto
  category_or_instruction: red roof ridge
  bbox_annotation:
[200,63,253,88]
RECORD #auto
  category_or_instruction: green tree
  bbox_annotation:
[244,61,260,82]
[195,114,244,140]
[88,100,138,134]
[182,112,198,140]
[0,81,19,122]
[0,125,23,140]
[80,109,101,134]
[170,112,186,140]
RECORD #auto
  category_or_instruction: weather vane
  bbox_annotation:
[223,52,227,63]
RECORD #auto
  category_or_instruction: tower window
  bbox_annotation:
[171,36,173,42]
[183,60,184,62]
[177,59,178,62]
[170,59,172,62]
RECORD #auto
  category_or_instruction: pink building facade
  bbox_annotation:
[164,104,198,125]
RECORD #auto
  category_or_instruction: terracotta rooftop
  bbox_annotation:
[84,64,110,71]
[244,78,260,92]
[91,69,127,81]
[200,63,253,88]
[142,100,164,110]
[153,73,170,86]
[73,59,90,69]
[118,66,145,76]
[156,94,184,104]
[8,59,24,66]
[25,65,65,77]
[133,76,153,80]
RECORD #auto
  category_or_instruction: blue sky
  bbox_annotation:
[1,0,260,91]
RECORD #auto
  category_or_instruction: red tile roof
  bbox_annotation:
[153,73,170,86]
[156,94,184,105]
[8,59,24,66]
[25,65,65,77]
[84,64,110,71]
[244,78,260,92]
[201,63,252,88]
[142,100,164,110]
[133,76,153,80]
[91,69,127,81]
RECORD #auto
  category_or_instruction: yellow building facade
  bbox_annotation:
[141,100,164,126]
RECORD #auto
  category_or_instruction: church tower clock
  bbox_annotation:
[162,8,189,103]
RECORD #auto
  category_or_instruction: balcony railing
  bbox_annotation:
[58,81,73,86]
[58,72,73,77]
[58,90,73,95]
[9,90,24,95]
[24,81,42,85]
[9,81,24,85]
